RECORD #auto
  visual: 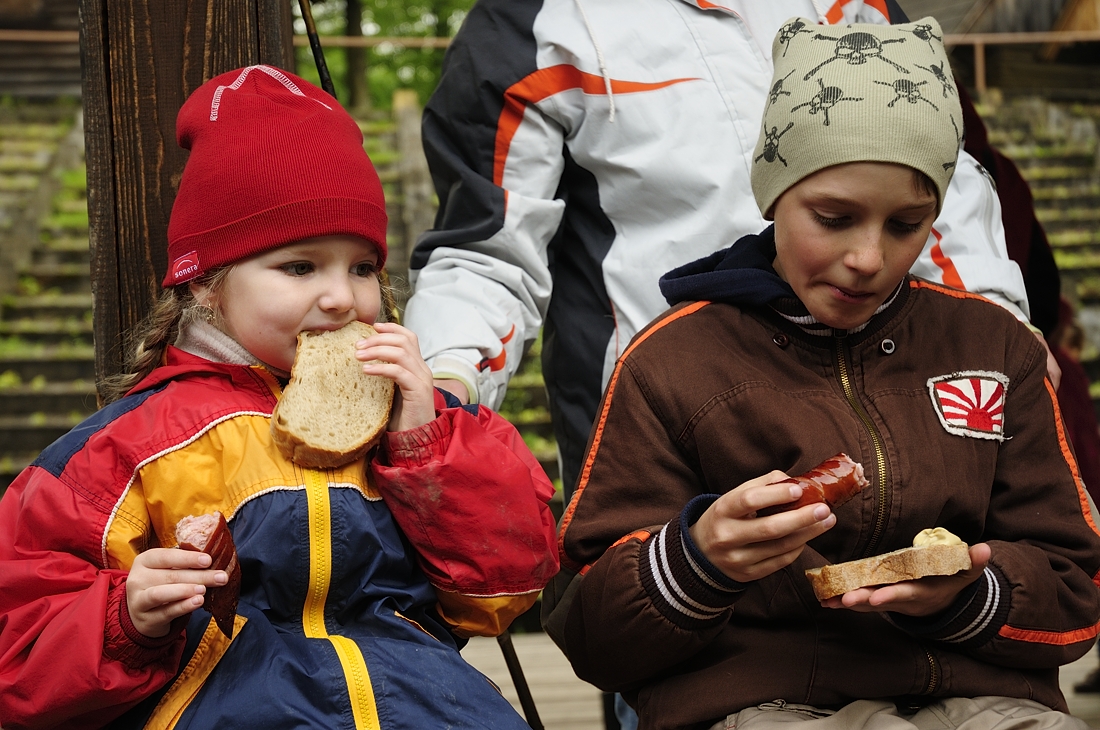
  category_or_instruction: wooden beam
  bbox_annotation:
[944,29,1100,45]
[291,35,452,48]
[0,29,80,42]
[80,0,293,400]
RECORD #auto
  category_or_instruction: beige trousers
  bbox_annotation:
[708,698,1090,730]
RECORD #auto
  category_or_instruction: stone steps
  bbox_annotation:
[0,106,91,494]
[0,350,96,382]
[0,413,83,453]
[0,317,94,344]
[3,293,93,320]
[0,381,98,415]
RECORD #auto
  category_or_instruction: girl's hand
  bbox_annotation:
[689,471,837,583]
[820,543,991,616]
[355,322,436,432]
[125,548,228,638]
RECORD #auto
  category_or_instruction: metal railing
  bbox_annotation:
[7,27,1100,96]
[944,30,1100,95]
[0,28,451,47]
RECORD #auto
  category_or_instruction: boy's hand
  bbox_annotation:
[125,548,228,638]
[355,322,436,432]
[820,543,991,616]
[689,470,837,583]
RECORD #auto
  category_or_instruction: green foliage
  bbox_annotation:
[0,370,21,390]
[294,0,476,110]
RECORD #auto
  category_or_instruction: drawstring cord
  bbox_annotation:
[573,0,615,122]
[808,0,828,23]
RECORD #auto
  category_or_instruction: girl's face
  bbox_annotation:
[772,162,938,331]
[192,236,382,372]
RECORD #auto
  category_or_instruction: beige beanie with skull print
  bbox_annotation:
[751,17,963,219]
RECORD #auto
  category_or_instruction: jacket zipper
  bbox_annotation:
[924,648,939,694]
[833,334,889,557]
[303,469,382,729]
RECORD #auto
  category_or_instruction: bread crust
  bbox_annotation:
[805,542,972,600]
[271,322,395,468]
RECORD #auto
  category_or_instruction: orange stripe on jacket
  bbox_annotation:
[825,0,891,23]
[998,621,1100,646]
[929,228,966,290]
[484,325,516,372]
[558,302,711,570]
[908,279,988,303]
[824,0,849,23]
[494,66,697,186]
[577,530,654,576]
[1042,377,1100,588]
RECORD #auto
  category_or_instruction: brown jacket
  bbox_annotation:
[545,278,1100,730]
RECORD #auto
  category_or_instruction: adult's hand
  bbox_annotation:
[1036,331,1061,390]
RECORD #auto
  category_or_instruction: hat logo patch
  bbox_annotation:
[927,371,1009,441]
[170,251,201,283]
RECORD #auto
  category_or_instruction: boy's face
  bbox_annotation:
[772,162,938,331]
[192,236,382,372]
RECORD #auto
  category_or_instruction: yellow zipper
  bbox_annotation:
[303,469,381,730]
[833,336,889,557]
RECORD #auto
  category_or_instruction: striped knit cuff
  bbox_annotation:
[638,495,745,630]
[886,564,1010,648]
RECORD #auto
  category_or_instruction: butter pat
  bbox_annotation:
[913,527,964,547]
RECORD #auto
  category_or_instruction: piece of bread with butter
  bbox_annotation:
[805,528,972,600]
[271,321,395,468]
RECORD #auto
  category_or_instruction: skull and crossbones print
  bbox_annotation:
[790,78,863,126]
[755,122,794,167]
[804,32,909,80]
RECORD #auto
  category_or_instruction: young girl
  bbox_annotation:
[544,19,1100,730]
[0,66,558,729]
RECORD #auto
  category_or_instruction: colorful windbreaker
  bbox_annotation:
[0,348,558,730]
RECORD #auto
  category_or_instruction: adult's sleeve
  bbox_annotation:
[855,0,1033,320]
[372,391,559,637]
[911,145,1031,322]
[0,468,184,729]
[403,0,565,408]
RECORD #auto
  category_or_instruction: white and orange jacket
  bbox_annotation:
[405,0,1029,490]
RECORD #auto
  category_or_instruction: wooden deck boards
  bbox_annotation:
[461,633,603,730]
[464,632,1100,729]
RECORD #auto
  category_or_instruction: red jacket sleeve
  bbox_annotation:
[0,468,185,730]
[372,393,559,636]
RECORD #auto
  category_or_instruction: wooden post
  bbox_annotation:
[392,89,435,287]
[80,0,293,401]
[974,41,987,97]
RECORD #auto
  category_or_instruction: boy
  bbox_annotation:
[544,18,1100,730]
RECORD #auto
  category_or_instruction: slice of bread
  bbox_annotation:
[271,321,395,468]
[805,543,972,600]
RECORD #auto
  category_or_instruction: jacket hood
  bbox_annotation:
[659,225,795,308]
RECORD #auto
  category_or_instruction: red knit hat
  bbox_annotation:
[164,65,388,286]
